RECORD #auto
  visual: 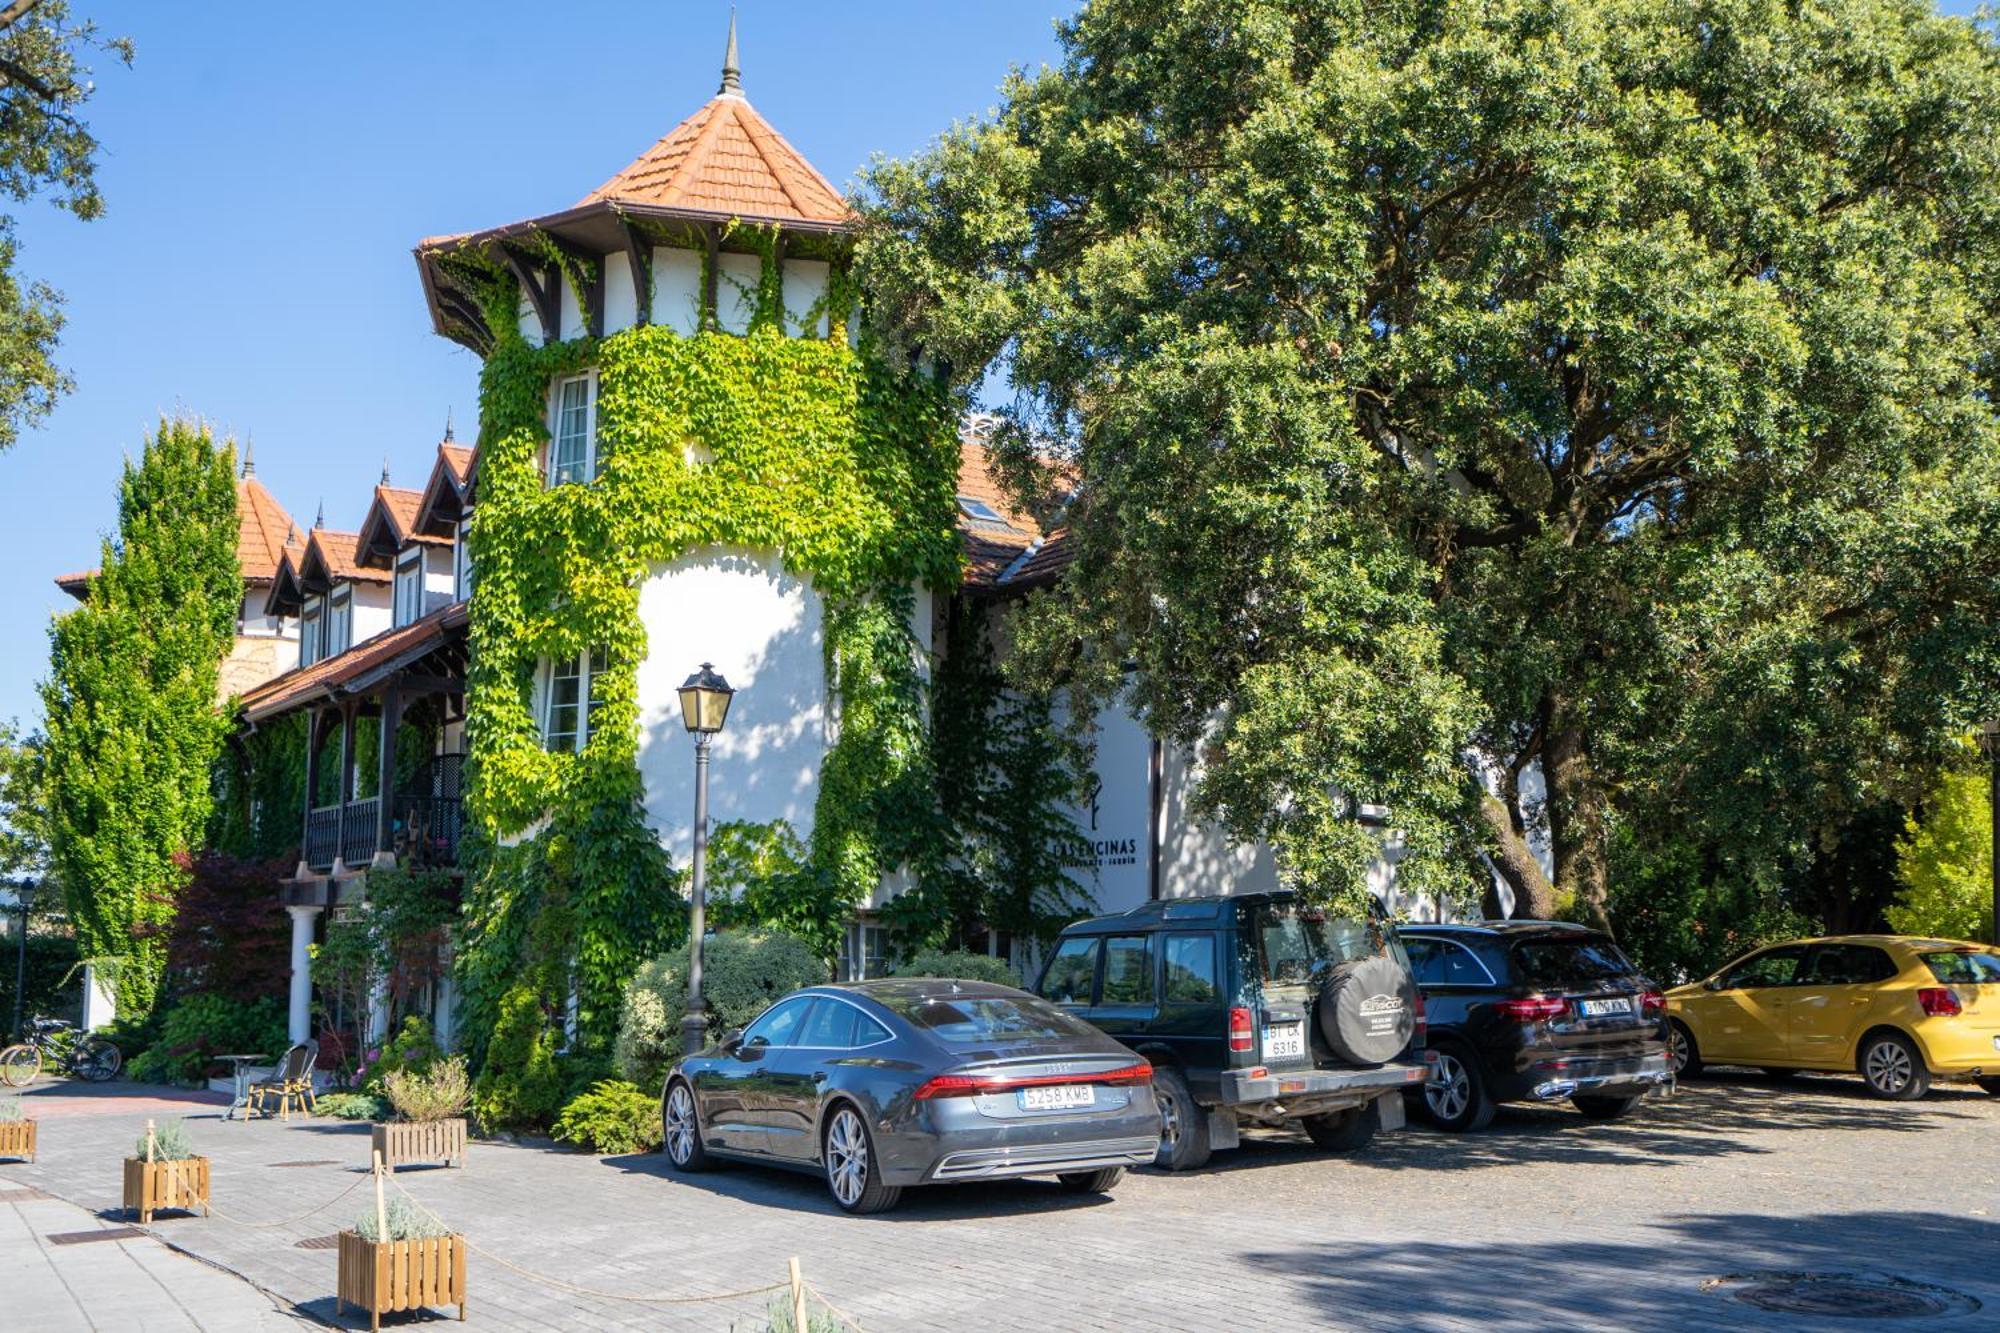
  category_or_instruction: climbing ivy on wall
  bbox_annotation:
[452,244,960,1061]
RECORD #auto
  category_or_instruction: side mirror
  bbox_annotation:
[1704,977,1724,992]
[718,1028,744,1052]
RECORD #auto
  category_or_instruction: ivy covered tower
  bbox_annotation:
[412,21,960,1058]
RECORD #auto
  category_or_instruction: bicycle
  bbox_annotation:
[1,1015,122,1087]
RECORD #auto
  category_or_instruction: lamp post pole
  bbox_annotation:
[10,881,32,1041]
[675,663,734,1062]
[681,731,713,1060]
[1988,722,2000,948]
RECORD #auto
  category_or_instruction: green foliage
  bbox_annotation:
[0,1095,21,1122]
[125,993,285,1086]
[1,931,79,1037]
[1891,763,1997,944]
[889,949,1019,986]
[311,916,375,1074]
[383,1055,470,1124]
[0,2,132,451]
[354,1196,450,1243]
[0,721,49,883]
[1604,824,1815,985]
[313,1091,387,1121]
[455,292,959,1058]
[359,870,457,1020]
[613,930,827,1088]
[552,1079,661,1155]
[361,1016,443,1093]
[208,713,306,861]
[763,1295,844,1333]
[469,985,563,1133]
[859,0,2000,932]
[41,418,240,1017]
[137,1118,195,1162]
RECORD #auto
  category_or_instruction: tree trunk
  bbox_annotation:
[1544,699,1612,933]
[1476,793,1555,919]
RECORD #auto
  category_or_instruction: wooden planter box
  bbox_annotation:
[0,1119,35,1162]
[372,1119,467,1170]
[337,1229,467,1330]
[123,1156,210,1223]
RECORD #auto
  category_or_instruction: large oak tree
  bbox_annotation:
[860,0,2000,923]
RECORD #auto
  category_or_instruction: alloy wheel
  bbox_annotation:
[665,1084,697,1165]
[1667,1025,1690,1074]
[1865,1040,1912,1095]
[1155,1088,1182,1151]
[826,1108,869,1208]
[1427,1050,1471,1122]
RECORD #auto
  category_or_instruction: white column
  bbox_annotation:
[80,963,118,1032]
[433,942,457,1052]
[286,905,322,1044]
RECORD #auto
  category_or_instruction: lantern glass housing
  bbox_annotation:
[678,662,735,735]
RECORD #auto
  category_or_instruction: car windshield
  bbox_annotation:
[1254,902,1391,986]
[1511,937,1637,989]
[877,991,1096,1046]
[1921,951,2000,984]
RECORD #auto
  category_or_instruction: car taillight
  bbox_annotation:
[1497,995,1568,1023]
[1228,1006,1255,1053]
[1918,987,1962,1018]
[1413,988,1429,1045]
[911,1061,1153,1100]
[1639,990,1665,1018]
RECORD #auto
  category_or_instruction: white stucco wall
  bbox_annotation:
[603,250,636,334]
[653,247,703,335]
[635,548,828,869]
[1058,699,1156,917]
[783,257,830,338]
[422,545,456,612]
[349,582,394,643]
[715,251,762,334]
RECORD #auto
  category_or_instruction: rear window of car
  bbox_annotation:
[1252,902,1395,985]
[1922,951,2000,984]
[1510,936,1638,989]
[877,991,1096,1045]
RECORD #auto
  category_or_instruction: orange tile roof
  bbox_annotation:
[579,93,851,227]
[303,529,390,586]
[440,444,474,485]
[238,602,468,723]
[236,477,298,583]
[954,430,1085,593]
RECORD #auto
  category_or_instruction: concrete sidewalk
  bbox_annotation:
[2,1184,308,1331]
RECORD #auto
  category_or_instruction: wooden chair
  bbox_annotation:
[248,1041,319,1120]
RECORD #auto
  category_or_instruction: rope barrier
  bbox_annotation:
[805,1281,870,1332]
[383,1174,791,1307]
[201,1172,372,1230]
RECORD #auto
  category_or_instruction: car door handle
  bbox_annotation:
[812,1072,827,1083]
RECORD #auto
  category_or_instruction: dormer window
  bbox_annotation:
[542,647,609,753]
[956,495,1014,532]
[549,374,596,486]
[327,586,353,656]
[453,517,473,600]
[393,548,425,627]
[300,595,324,667]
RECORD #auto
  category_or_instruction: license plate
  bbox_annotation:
[1017,1084,1095,1112]
[1579,997,1633,1017]
[1264,1022,1306,1061]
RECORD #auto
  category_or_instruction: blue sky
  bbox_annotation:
[0,1,1069,728]
[3,2,1989,730]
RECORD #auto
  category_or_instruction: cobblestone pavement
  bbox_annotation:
[6,1071,1998,1331]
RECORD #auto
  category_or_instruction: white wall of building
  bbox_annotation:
[603,250,637,334]
[422,545,456,612]
[349,582,394,643]
[653,247,704,336]
[715,252,762,335]
[635,547,828,869]
[783,258,830,338]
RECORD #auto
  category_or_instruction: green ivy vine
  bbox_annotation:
[453,243,960,1060]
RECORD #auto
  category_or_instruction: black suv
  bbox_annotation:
[1034,891,1434,1170]
[1399,921,1672,1131]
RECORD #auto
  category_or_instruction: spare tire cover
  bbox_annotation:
[1316,956,1417,1066]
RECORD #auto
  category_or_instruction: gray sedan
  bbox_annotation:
[659,978,1161,1213]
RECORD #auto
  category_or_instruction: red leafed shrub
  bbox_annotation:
[165,851,292,1003]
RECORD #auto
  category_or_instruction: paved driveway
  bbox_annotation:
[5,1072,1998,1330]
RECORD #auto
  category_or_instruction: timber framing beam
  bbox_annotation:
[499,244,560,344]
[547,236,606,338]
[618,218,653,327]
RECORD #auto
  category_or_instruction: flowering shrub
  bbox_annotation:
[552,1080,660,1155]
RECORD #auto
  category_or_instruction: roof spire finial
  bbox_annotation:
[381,457,392,486]
[444,406,455,443]
[719,7,741,96]
[314,500,324,530]
[241,440,254,478]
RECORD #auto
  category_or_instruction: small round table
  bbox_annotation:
[217,1054,270,1121]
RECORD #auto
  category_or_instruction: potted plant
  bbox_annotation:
[0,1094,34,1163]
[372,1055,469,1169]
[123,1119,209,1223]
[337,1170,467,1330]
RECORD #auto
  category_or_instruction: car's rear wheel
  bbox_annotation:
[823,1104,900,1214]
[1056,1168,1123,1194]
[1301,1104,1376,1152]
[1859,1031,1930,1101]
[1572,1094,1642,1120]
[1421,1043,1496,1133]
[661,1080,714,1172]
[1979,1076,2000,1097]
[1150,1068,1213,1171]
[1667,1020,1703,1079]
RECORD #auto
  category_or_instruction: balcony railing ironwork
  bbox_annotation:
[339,797,380,867]
[305,805,341,871]
[300,755,466,875]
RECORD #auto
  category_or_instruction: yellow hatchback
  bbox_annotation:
[1665,935,2000,1100]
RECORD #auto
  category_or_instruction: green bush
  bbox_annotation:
[614,930,828,1088]
[125,993,287,1086]
[137,1118,196,1161]
[360,1015,442,1092]
[314,1091,386,1121]
[384,1055,469,1124]
[0,932,80,1035]
[890,949,1019,986]
[552,1080,661,1155]
[470,985,563,1133]
[354,1196,450,1243]
[1891,766,1997,943]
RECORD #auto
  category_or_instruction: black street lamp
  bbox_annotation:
[1983,721,2000,947]
[10,879,35,1040]
[677,663,735,1060]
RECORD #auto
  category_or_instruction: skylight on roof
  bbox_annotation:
[957,495,1007,523]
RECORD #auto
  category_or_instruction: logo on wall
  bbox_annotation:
[1062,773,1137,872]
